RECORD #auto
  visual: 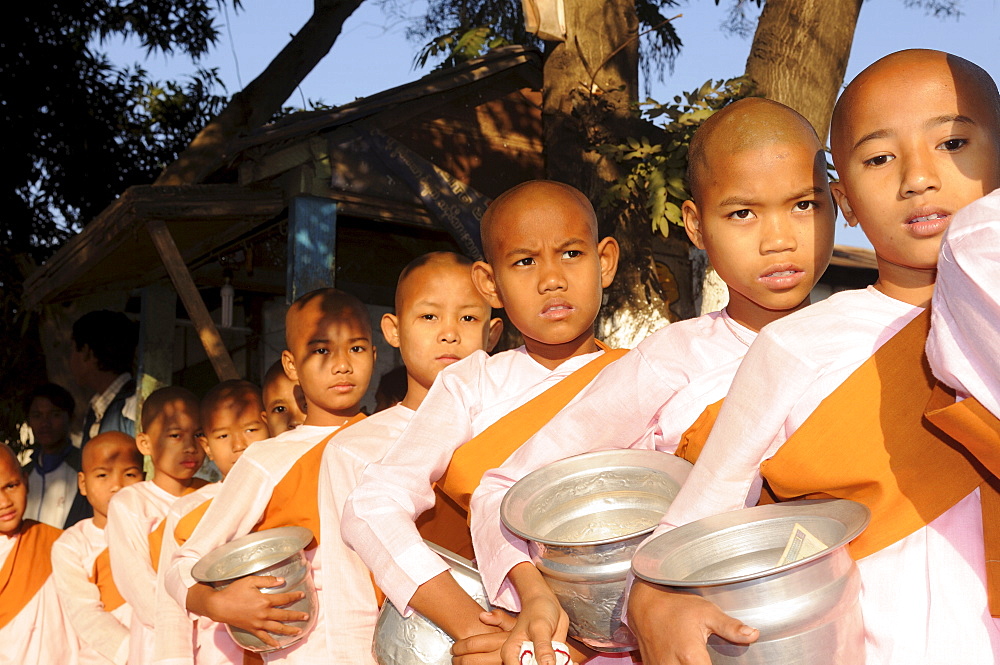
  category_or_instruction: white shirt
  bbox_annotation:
[471,311,753,610]
[166,425,348,664]
[87,373,138,441]
[0,527,79,665]
[24,459,77,528]
[106,480,179,665]
[317,404,415,665]
[342,346,607,614]
[928,187,1000,418]
[655,287,1000,664]
[52,518,131,665]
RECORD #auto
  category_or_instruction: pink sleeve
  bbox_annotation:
[928,188,1000,418]
[341,359,483,613]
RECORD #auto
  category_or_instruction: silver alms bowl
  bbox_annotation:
[192,525,317,653]
[501,449,693,652]
[372,541,491,665]
[632,498,870,665]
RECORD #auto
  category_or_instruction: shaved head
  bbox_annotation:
[140,385,199,432]
[831,49,1000,165]
[687,97,822,204]
[0,443,21,476]
[202,380,264,421]
[395,252,475,312]
[480,181,598,263]
[82,431,141,472]
[285,288,371,348]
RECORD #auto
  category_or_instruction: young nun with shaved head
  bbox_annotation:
[342,181,622,664]
[628,49,1000,665]
[467,97,837,665]
[164,289,378,663]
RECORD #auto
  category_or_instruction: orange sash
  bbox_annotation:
[90,547,127,612]
[423,345,627,555]
[174,498,214,547]
[674,399,725,464]
[757,309,1000,613]
[149,520,166,574]
[147,481,207,573]
[254,413,367,547]
[925,384,1000,478]
[0,520,62,629]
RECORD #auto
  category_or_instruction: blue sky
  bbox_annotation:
[100,0,1000,249]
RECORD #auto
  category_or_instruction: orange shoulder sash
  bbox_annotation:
[0,520,62,628]
[255,413,367,547]
[925,384,1000,478]
[423,346,626,555]
[90,547,127,612]
[674,398,725,464]
[436,345,628,514]
[149,520,166,574]
[174,498,214,547]
[760,309,987,557]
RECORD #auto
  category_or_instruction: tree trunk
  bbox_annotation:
[744,0,863,141]
[155,0,365,186]
[543,0,672,349]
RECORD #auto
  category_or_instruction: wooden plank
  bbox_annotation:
[287,196,337,304]
[146,219,240,381]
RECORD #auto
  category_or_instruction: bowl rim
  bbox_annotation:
[631,498,871,587]
[500,449,693,547]
[192,525,314,583]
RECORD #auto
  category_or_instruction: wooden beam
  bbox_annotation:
[146,219,240,381]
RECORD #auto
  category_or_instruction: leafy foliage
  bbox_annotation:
[387,0,683,85]
[1,1,234,443]
[599,77,752,236]
[414,26,511,70]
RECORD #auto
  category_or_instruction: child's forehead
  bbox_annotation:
[83,441,141,471]
[832,50,1000,156]
[398,263,482,309]
[288,297,371,343]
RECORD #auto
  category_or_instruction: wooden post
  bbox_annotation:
[287,195,337,304]
[146,219,240,381]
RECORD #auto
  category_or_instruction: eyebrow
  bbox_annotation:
[851,114,976,152]
[717,196,758,208]
[785,187,826,203]
[504,237,588,259]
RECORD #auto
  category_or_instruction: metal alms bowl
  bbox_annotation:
[631,499,871,665]
[372,541,492,665]
[500,449,693,652]
[191,525,317,653]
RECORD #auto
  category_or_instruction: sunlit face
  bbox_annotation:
[282,305,376,426]
[383,262,499,394]
[832,59,1000,278]
[0,455,27,536]
[137,399,204,485]
[474,194,616,356]
[201,397,270,477]
[79,437,144,524]
[27,396,71,452]
[261,374,307,434]
[685,141,836,331]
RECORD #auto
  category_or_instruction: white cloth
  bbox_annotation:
[51,518,131,665]
[166,424,359,664]
[153,482,243,665]
[342,346,607,614]
[652,286,1000,664]
[317,404,416,665]
[24,461,77,528]
[106,480,178,665]
[928,187,1000,418]
[471,311,753,610]
[0,529,79,665]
